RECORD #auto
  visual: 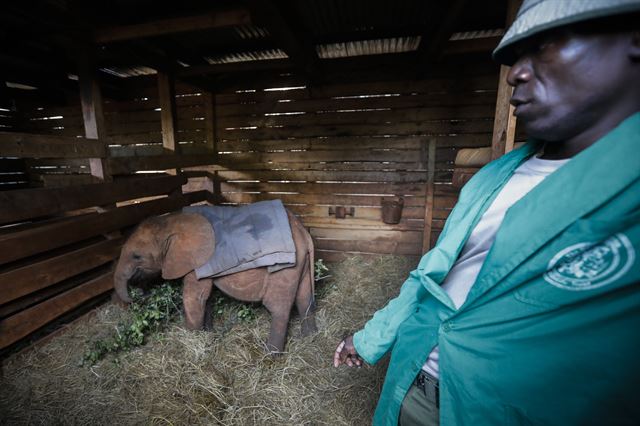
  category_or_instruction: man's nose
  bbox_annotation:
[506,56,533,87]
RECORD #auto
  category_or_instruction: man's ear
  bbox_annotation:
[630,31,640,60]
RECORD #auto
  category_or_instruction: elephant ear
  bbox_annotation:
[161,213,215,280]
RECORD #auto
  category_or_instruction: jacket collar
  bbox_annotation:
[464,112,640,308]
[417,142,539,309]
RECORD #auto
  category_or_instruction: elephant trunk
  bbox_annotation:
[113,257,134,303]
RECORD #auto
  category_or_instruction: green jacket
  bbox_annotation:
[353,112,640,425]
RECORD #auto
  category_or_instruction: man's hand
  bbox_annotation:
[333,335,363,368]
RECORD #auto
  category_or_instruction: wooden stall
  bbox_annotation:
[0,0,517,355]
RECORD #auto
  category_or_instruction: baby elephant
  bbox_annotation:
[113,209,317,353]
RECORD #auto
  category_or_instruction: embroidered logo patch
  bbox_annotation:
[543,233,635,291]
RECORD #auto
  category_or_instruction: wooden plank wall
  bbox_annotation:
[0,103,30,190]
[190,59,500,261]
[0,57,501,351]
[0,175,208,352]
[13,81,215,184]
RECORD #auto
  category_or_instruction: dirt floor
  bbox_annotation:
[0,255,416,425]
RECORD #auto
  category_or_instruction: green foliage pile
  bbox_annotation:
[211,294,257,322]
[315,258,331,281]
[83,282,182,365]
[82,260,332,365]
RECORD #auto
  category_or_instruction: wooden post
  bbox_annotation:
[422,139,436,253]
[158,71,180,176]
[490,0,522,161]
[78,51,111,182]
[204,92,216,152]
[203,91,221,204]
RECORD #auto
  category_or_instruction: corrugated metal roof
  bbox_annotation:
[449,29,504,41]
[205,49,288,64]
[99,66,157,78]
[317,36,421,59]
[234,25,270,40]
[294,0,433,38]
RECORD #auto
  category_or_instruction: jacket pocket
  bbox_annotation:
[513,216,639,309]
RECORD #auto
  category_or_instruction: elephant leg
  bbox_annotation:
[295,253,317,337]
[203,292,215,331]
[263,306,291,353]
[262,283,296,353]
[182,271,213,330]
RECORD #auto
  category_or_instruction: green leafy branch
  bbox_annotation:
[83,282,182,366]
[212,294,256,323]
[314,259,331,281]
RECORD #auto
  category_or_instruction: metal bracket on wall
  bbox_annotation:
[328,206,354,219]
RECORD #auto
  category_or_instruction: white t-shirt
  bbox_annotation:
[422,155,570,378]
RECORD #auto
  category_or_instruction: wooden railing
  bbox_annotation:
[0,132,210,352]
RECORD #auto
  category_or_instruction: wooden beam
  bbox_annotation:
[0,271,114,350]
[0,238,123,305]
[0,175,186,225]
[178,58,292,77]
[249,0,318,78]
[183,190,212,205]
[204,92,216,152]
[108,155,216,176]
[0,132,105,158]
[78,48,111,181]
[444,36,502,55]
[491,0,522,160]
[94,9,251,43]
[157,71,180,176]
[203,92,222,203]
[422,139,436,253]
[416,0,467,69]
[0,195,186,265]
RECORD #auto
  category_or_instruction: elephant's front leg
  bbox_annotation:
[182,271,213,330]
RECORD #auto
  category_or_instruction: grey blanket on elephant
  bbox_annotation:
[183,200,296,279]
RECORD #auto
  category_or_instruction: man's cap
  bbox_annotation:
[493,0,640,65]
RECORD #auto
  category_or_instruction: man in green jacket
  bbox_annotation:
[334,1,640,425]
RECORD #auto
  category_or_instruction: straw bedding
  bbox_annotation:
[0,255,416,425]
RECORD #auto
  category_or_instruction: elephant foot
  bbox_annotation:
[265,340,284,355]
[300,317,317,337]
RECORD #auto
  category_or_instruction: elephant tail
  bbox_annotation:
[307,231,316,310]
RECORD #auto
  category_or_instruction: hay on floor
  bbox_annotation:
[0,255,417,425]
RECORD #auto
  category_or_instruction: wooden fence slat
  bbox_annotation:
[0,175,186,224]
[38,174,99,188]
[216,181,428,196]
[217,104,496,128]
[0,132,106,158]
[215,73,498,104]
[0,238,123,305]
[214,134,491,152]
[221,191,426,208]
[305,218,422,231]
[0,158,26,173]
[215,91,497,117]
[108,154,216,175]
[218,119,493,140]
[315,239,422,256]
[109,142,212,158]
[316,250,420,263]
[0,195,185,265]
[310,227,424,244]
[0,272,114,349]
[215,169,450,184]
[214,148,442,164]
[288,204,425,221]
[0,173,28,184]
